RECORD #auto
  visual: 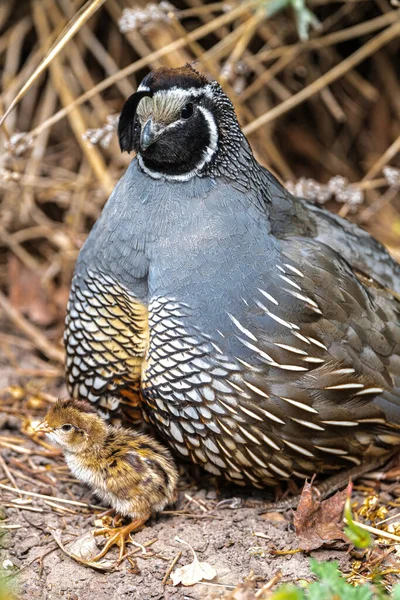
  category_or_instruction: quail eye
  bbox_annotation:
[61,424,73,432]
[181,103,193,119]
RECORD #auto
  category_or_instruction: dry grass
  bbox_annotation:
[1,1,400,352]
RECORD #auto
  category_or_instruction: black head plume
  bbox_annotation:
[118,90,153,152]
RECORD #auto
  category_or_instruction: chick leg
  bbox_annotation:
[92,516,149,561]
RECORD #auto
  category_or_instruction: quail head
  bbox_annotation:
[65,64,400,489]
[37,399,178,560]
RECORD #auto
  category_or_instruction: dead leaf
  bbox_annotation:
[50,529,115,572]
[67,531,99,561]
[171,535,217,587]
[293,478,349,551]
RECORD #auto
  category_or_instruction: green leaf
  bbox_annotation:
[343,486,372,549]
[270,585,306,600]
[392,586,400,600]
[262,558,398,599]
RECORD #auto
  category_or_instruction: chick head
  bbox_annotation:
[38,399,106,453]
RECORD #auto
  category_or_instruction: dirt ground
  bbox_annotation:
[0,330,398,600]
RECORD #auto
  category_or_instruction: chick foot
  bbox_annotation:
[92,516,149,562]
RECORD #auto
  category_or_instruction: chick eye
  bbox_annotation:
[61,424,73,432]
[181,103,193,119]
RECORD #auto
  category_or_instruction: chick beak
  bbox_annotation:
[140,118,162,151]
[35,420,52,434]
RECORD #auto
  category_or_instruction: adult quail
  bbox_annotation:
[65,65,400,488]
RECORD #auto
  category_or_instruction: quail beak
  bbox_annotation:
[140,118,164,151]
[35,420,52,434]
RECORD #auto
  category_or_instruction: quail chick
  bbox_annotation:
[37,399,178,561]
[65,65,400,489]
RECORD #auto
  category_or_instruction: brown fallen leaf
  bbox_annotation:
[293,477,349,551]
[171,535,217,587]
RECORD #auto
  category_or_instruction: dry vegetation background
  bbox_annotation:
[0,0,400,355]
[0,0,400,598]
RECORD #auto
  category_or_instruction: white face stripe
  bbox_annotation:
[198,105,218,164]
[138,102,219,182]
[137,83,215,100]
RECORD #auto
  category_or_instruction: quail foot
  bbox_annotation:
[65,65,400,489]
[37,399,178,561]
